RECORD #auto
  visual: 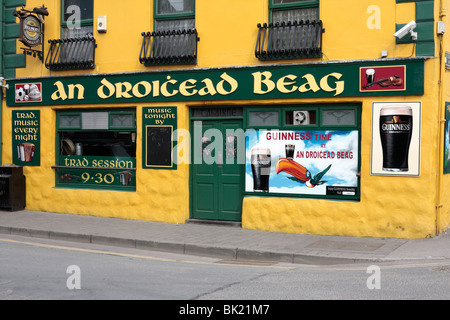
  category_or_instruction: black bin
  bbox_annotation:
[0,166,26,211]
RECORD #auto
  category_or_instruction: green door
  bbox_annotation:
[191,119,243,221]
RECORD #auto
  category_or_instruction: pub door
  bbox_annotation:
[191,119,244,221]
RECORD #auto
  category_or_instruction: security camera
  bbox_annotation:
[394,20,417,41]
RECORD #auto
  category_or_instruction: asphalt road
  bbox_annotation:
[1,234,449,302]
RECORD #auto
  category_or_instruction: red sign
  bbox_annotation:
[15,83,42,103]
[360,66,406,92]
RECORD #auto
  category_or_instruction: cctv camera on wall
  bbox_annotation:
[394,20,417,41]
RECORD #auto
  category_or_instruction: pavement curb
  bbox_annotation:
[0,225,374,265]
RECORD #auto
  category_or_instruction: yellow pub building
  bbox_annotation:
[2,0,450,239]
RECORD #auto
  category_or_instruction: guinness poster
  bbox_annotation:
[245,129,359,199]
[371,101,421,176]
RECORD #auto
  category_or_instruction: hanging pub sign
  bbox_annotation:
[13,6,48,61]
[12,110,40,166]
[19,14,42,47]
[6,58,425,106]
[143,107,177,169]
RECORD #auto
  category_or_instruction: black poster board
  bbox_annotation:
[146,126,172,166]
[143,107,177,169]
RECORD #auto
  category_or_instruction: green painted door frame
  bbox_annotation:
[191,118,244,221]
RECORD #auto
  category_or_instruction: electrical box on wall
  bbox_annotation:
[97,16,107,33]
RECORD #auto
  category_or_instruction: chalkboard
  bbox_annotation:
[142,107,176,169]
[146,126,173,167]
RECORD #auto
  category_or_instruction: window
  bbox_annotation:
[54,109,137,191]
[270,0,319,23]
[255,0,324,60]
[61,0,94,38]
[45,0,96,70]
[140,0,198,65]
[155,0,195,31]
[245,105,360,201]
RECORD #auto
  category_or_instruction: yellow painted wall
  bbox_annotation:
[439,0,450,234]
[3,0,447,238]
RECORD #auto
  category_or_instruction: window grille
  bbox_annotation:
[139,28,199,66]
[45,34,96,70]
[255,20,324,60]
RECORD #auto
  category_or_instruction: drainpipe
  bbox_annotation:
[436,0,447,235]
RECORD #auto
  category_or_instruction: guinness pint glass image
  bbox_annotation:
[251,147,271,192]
[285,144,295,159]
[379,105,413,171]
[366,69,375,85]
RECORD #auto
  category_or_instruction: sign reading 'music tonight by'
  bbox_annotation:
[6,59,425,107]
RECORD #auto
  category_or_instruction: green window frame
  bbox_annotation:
[269,0,319,22]
[269,0,320,23]
[154,0,195,31]
[245,104,361,201]
[61,0,94,38]
[54,108,137,191]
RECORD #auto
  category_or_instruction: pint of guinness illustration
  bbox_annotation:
[366,69,375,85]
[379,105,413,171]
[251,147,271,192]
[285,144,295,159]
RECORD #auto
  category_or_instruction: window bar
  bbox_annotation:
[79,37,91,66]
[68,39,79,65]
[147,32,156,64]
[139,32,149,64]
[292,21,301,55]
[168,30,176,61]
[255,19,324,60]
[258,23,268,59]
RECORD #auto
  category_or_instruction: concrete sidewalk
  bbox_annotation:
[0,210,449,265]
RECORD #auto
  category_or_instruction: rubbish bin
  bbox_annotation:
[0,166,26,211]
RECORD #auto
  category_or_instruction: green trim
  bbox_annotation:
[396,0,432,3]
[245,108,282,129]
[153,0,195,30]
[189,104,362,208]
[60,0,94,37]
[269,0,320,23]
[395,0,435,57]
[55,108,137,191]
[2,0,27,78]
[269,0,319,10]
[5,58,426,105]
[5,0,26,6]
[142,107,177,170]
